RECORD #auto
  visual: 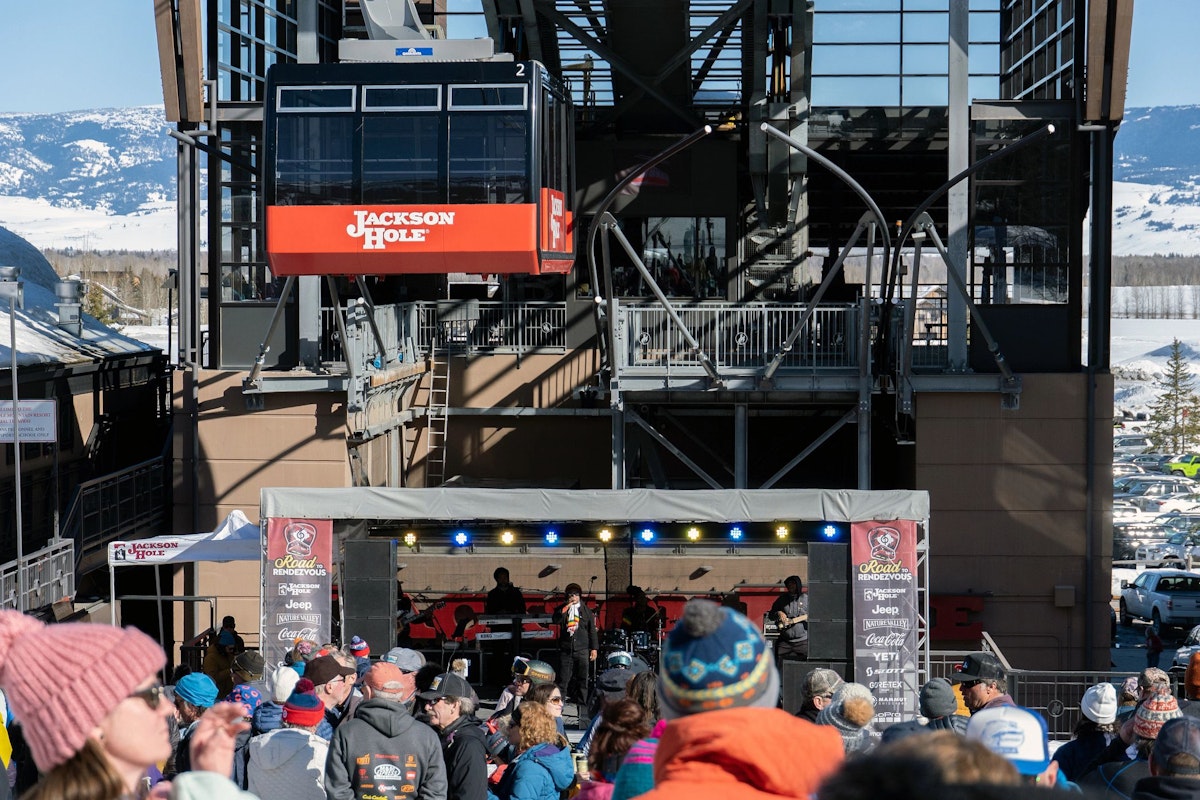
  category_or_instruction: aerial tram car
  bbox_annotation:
[264,58,576,277]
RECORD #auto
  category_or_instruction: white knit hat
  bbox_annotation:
[1081,682,1118,725]
[267,663,300,703]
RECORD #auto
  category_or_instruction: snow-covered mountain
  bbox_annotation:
[0,104,1196,254]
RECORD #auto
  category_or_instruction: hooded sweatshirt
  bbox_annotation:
[1133,775,1200,800]
[246,727,329,800]
[491,741,576,800]
[325,698,448,800]
[635,708,844,800]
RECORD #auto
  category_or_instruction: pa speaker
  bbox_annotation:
[808,581,851,620]
[342,539,397,651]
[808,620,852,661]
[781,660,849,714]
[808,542,849,582]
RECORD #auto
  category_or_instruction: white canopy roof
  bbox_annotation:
[107,510,261,566]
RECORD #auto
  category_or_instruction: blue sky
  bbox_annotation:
[0,1,1194,113]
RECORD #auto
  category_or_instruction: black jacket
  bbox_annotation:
[1079,758,1152,799]
[1133,775,1200,800]
[325,698,448,800]
[553,602,598,652]
[438,714,488,800]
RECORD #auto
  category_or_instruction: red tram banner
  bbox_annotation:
[850,520,921,725]
[263,517,334,664]
[267,204,574,276]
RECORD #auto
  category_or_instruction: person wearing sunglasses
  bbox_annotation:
[491,702,576,800]
[949,652,1014,714]
[419,673,487,800]
[492,658,556,721]
[0,610,254,800]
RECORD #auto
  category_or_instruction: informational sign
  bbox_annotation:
[0,399,57,443]
[263,517,334,664]
[851,520,921,725]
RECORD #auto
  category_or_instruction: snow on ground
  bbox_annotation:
[1101,317,1200,413]
[0,196,196,251]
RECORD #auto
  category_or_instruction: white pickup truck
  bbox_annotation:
[1120,569,1200,632]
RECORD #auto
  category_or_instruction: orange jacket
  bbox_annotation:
[636,708,844,800]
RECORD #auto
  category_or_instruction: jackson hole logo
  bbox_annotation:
[284,521,317,557]
[867,526,901,564]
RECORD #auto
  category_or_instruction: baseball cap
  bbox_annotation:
[382,647,425,673]
[305,655,356,687]
[965,705,1052,777]
[1153,717,1200,776]
[804,668,844,700]
[950,652,1005,683]
[417,672,472,702]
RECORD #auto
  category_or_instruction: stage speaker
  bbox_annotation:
[808,542,849,581]
[808,619,852,661]
[781,659,849,714]
[342,539,397,652]
[808,581,851,620]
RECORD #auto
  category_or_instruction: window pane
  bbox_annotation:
[812,76,899,106]
[278,87,355,111]
[449,85,526,108]
[362,115,442,203]
[815,13,900,44]
[902,76,946,106]
[813,45,899,75]
[274,116,355,204]
[364,86,440,110]
[902,45,948,74]
[448,113,529,203]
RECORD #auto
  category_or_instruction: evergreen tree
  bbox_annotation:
[1147,339,1200,453]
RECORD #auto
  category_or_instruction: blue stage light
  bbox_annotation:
[728,526,744,541]
[453,530,471,547]
[820,523,841,539]
[544,530,559,545]
[639,528,656,543]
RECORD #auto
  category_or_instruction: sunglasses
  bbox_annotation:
[548,695,564,704]
[960,680,983,690]
[128,684,167,710]
[513,676,531,685]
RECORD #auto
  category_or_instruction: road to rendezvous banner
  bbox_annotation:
[263,518,333,664]
[851,520,921,725]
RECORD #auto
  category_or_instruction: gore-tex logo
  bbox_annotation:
[346,209,455,250]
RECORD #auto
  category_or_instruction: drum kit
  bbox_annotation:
[600,626,662,667]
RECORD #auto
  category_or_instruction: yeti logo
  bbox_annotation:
[867,526,901,563]
[284,521,317,557]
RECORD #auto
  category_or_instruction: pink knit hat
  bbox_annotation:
[0,611,165,771]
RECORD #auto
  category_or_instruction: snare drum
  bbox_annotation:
[630,631,653,651]
[600,629,629,652]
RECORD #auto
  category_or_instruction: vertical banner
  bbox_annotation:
[851,521,921,725]
[263,518,334,665]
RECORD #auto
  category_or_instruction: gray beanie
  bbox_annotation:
[920,677,959,719]
[816,682,879,753]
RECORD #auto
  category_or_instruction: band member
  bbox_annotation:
[770,575,808,667]
[620,586,664,634]
[552,583,598,704]
[485,567,527,615]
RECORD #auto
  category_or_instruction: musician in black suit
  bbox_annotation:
[769,574,809,669]
[485,567,526,615]
[552,583,598,705]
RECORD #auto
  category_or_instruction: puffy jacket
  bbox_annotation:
[439,714,489,800]
[246,727,329,800]
[490,742,575,800]
[925,714,969,735]
[325,698,448,800]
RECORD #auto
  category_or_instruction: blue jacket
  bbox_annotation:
[490,743,575,800]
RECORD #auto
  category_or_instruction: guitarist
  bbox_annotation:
[769,575,809,668]
[395,579,443,646]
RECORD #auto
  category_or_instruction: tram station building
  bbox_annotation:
[142,0,1130,674]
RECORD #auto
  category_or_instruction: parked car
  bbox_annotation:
[1114,435,1154,455]
[1129,453,1173,469]
[1119,569,1200,632]
[1174,624,1200,671]
[1166,454,1200,478]
[1114,501,1143,522]
[1137,529,1200,567]
[1114,462,1146,478]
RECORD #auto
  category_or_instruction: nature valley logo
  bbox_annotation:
[346,210,456,250]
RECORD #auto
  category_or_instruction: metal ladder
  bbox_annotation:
[425,347,450,487]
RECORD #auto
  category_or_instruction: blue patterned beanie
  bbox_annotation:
[657,599,779,718]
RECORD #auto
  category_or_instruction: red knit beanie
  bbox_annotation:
[283,681,325,728]
[0,610,166,771]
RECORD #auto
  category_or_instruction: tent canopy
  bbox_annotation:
[108,510,261,566]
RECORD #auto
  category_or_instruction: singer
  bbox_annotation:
[552,582,598,706]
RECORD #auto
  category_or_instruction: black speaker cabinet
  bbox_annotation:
[808,581,851,620]
[781,660,849,714]
[808,619,852,661]
[342,539,398,651]
[808,542,850,582]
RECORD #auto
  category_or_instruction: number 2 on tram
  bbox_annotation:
[264,60,575,276]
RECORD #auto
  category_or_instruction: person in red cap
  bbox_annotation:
[0,610,252,800]
[949,652,1015,714]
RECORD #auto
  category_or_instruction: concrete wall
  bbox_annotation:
[915,372,1113,670]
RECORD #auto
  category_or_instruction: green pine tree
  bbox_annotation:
[1147,339,1200,453]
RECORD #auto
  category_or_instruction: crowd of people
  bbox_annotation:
[5,600,1200,800]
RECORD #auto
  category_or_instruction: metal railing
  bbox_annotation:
[62,456,167,564]
[619,302,860,371]
[413,302,568,353]
[0,539,75,611]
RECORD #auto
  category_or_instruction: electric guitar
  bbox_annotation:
[773,612,808,632]
[398,600,446,627]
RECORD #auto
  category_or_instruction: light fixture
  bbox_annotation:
[544,530,559,545]
[821,523,839,539]
[599,528,613,543]
[453,530,471,547]
[403,531,417,547]
[639,527,656,543]
[500,530,516,545]
[728,526,744,541]
[686,526,701,542]
[775,524,789,540]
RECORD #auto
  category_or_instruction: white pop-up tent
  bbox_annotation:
[107,510,262,625]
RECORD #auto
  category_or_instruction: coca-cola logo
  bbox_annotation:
[278,627,319,641]
[864,632,908,647]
